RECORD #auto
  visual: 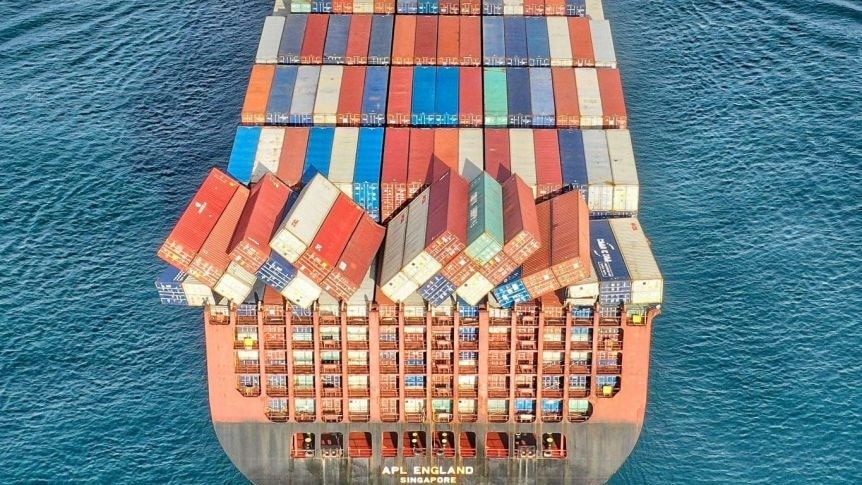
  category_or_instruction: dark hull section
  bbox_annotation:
[214,421,641,485]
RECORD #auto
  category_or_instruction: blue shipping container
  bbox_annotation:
[492,278,532,308]
[155,267,188,306]
[483,0,503,16]
[323,15,350,64]
[458,298,479,318]
[369,16,394,65]
[290,66,320,125]
[354,127,384,221]
[589,220,633,306]
[397,0,418,14]
[418,0,438,14]
[506,68,532,127]
[362,66,389,127]
[278,14,307,64]
[419,275,457,306]
[482,17,505,67]
[267,66,298,124]
[227,127,261,184]
[435,67,460,127]
[559,129,589,198]
[256,252,298,292]
[503,17,528,67]
[530,68,555,127]
[311,0,333,13]
[412,67,436,126]
[303,127,336,182]
[525,17,550,67]
[566,0,586,16]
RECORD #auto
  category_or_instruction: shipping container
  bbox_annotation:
[321,216,385,300]
[387,67,413,126]
[422,169,470,269]
[606,129,639,213]
[530,68,555,127]
[323,15,350,64]
[399,188,434,285]
[483,129,511,183]
[295,193,363,283]
[270,174,340,262]
[303,127,336,182]
[558,128,588,190]
[397,0,418,13]
[525,17,550,67]
[459,16,482,66]
[458,128,484,180]
[353,127,384,221]
[503,17,528,67]
[229,173,292,274]
[523,0,542,17]
[278,14,308,64]
[344,267,375,317]
[392,16,416,65]
[482,17,505,66]
[214,261,258,304]
[551,67,579,127]
[520,202,559,297]
[337,66,365,125]
[503,0,524,16]
[300,15,328,64]
[585,0,603,19]
[155,267,217,307]
[435,67,460,126]
[492,277,531,308]
[545,0,566,17]
[227,127,261,184]
[440,251,481,287]
[290,65,320,125]
[464,173,504,265]
[508,129,537,194]
[277,127,310,186]
[187,187,249,288]
[500,174,541,264]
[549,190,590,287]
[256,251,299,293]
[483,0,503,16]
[379,203,418,301]
[368,15,394,65]
[437,16,459,66]
[380,127,409,221]
[345,14,371,64]
[582,129,613,212]
[251,127,285,182]
[313,65,342,125]
[589,19,615,68]
[460,0,481,15]
[597,68,627,128]
[291,0,312,13]
[456,271,494,306]
[566,0,586,17]
[568,17,594,67]
[418,274,457,306]
[406,128,434,196]
[609,218,662,305]
[483,68,508,127]
[433,128,460,177]
[242,65,275,125]
[589,219,631,307]
[533,129,563,197]
[547,17,573,67]
[256,16,285,64]
[565,258,599,306]
[328,127,360,194]
[267,65,298,124]
[575,68,603,128]
[458,67,482,127]
[361,66,388,126]
[479,250,519,286]
[414,16,438,65]
[507,68,531,126]
[412,67,436,126]
[280,269,322,308]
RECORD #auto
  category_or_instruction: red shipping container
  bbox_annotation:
[321,216,386,300]
[568,18,595,67]
[460,0,481,15]
[597,68,628,128]
[407,128,435,197]
[440,251,481,287]
[381,128,410,221]
[337,66,366,126]
[229,173,292,274]
[433,128,460,177]
[551,67,579,128]
[262,284,284,306]
[459,67,483,127]
[501,174,541,264]
[437,16,460,66]
[521,202,560,298]
[158,169,242,271]
[548,190,590,287]
[332,0,347,13]
[414,16,438,65]
[480,251,519,286]
[375,0,395,13]
[295,194,363,284]
[459,17,482,66]
[241,65,275,125]
[387,67,413,126]
[186,187,250,287]
[277,128,309,187]
[424,170,469,265]
[524,0,544,16]
[300,15,328,64]
[483,129,511,183]
[345,15,372,65]
[544,0,566,16]
[532,130,563,198]
[392,16,416,66]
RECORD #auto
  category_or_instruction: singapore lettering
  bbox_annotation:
[382,466,474,484]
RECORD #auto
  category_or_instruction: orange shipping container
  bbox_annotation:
[337,66,366,126]
[241,65,275,125]
[437,16,460,66]
[568,18,595,67]
[345,15,372,65]
[459,67,483,127]
[597,68,628,128]
[229,173,292,274]
[548,190,591,286]
[433,128,460,178]
[459,17,482,66]
[392,16,416,66]
[533,130,563,198]
[407,128,435,197]
[501,174,541,265]
[277,128,309,187]
[521,202,560,297]
[186,187,250,288]
[414,16,438,65]
[552,67,579,128]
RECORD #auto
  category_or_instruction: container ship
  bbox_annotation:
[155,1,663,483]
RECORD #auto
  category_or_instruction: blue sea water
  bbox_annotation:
[0,0,860,483]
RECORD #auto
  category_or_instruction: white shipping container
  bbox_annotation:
[256,16,285,64]
[431,296,456,317]
[456,272,494,306]
[547,17,573,67]
[606,129,640,213]
[313,66,343,126]
[252,127,285,182]
[503,0,524,15]
[290,0,311,13]
[318,291,341,316]
[575,68,603,128]
[403,292,426,318]
[583,130,613,212]
[290,66,321,119]
[458,129,484,181]
[609,218,663,304]
[346,267,375,317]
[353,0,374,13]
[271,175,340,262]
[281,271,323,308]
[590,20,617,68]
[181,275,217,307]
[379,210,415,301]
[509,129,538,195]
[328,128,360,195]
[585,0,605,20]
[400,191,440,287]
[214,262,256,304]
[566,261,599,301]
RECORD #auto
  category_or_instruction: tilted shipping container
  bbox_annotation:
[379,202,418,301]
[549,190,590,287]
[187,187,250,287]
[328,127,360,194]
[155,267,217,307]
[270,174,340,262]
[321,216,385,300]
[500,174,541,264]
[464,173,504,265]
[295,193,363,283]
[252,127,286,183]
[227,127,261,184]
[229,173,292,274]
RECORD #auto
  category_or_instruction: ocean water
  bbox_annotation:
[0,0,859,483]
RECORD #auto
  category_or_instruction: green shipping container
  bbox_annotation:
[483,68,508,127]
[465,173,505,265]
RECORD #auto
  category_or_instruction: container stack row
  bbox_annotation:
[273,0,604,17]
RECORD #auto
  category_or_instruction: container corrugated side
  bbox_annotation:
[465,173,504,265]
[549,190,590,287]
[547,17,573,67]
[520,202,560,297]
[585,0,604,20]
[290,65,320,125]
[583,129,613,213]
[500,174,541,264]
[227,127,261,185]
[345,14,371,64]
[323,15,350,64]
[575,68,603,128]
[295,193,363,283]
[399,189,434,286]
[380,127,409,221]
[551,67,579,127]
[313,65,342,125]
[525,17,550,67]
[437,16,459,65]
[406,128,434,196]
[270,174,340,262]
[504,16,528,67]
[568,17,594,67]
[321,216,385,300]
[345,266,375,317]
[214,261,257,304]
[483,68,508,127]
[459,16,482,65]
[300,15,328,64]
[337,66,365,126]
[609,218,663,304]
[392,15,416,65]
[412,66,436,126]
[482,17,505,66]
[267,66,298,124]
[589,19,616,68]
[303,127,336,182]
[369,15,393,65]
[379,205,418,301]
[606,129,639,213]
[506,68,531,126]
[458,128,484,181]
[252,127,285,182]
[597,68,627,128]
[436,67,460,126]
[328,127,360,195]
[423,170,470,269]
[530,68,555,127]
[242,65,275,125]
[509,129,537,196]
[277,128,309,186]
[533,129,563,197]
[589,219,632,307]
[558,128,588,191]
[387,67,413,126]
[353,127,384,221]
[414,15,438,65]
[278,14,307,64]
[256,16,286,64]
[458,67,483,127]
[158,169,241,270]
[483,129,511,183]
[228,173,292,274]
[361,66,388,126]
